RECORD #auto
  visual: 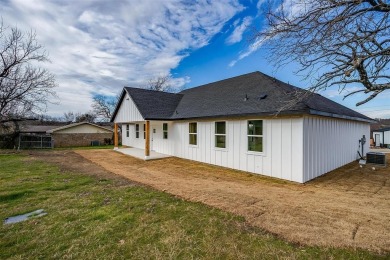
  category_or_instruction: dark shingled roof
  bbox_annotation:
[20,125,63,133]
[111,71,373,123]
[124,87,183,120]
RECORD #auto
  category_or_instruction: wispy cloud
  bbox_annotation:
[228,36,266,67]
[229,0,306,67]
[226,16,253,45]
[0,0,243,116]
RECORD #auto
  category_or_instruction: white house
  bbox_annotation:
[111,72,373,183]
[372,127,390,147]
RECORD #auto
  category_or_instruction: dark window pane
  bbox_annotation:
[189,122,197,133]
[215,122,226,134]
[136,132,139,138]
[248,120,263,135]
[136,124,139,131]
[248,136,263,152]
[215,135,226,148]
[143,124,145,131]
[189,134,197,145]
[163,132,168,139]
[126,124,129,130]
[163,123,168,131]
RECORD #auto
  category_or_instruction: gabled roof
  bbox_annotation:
[111,71,373,123]
[46,122,113,133]
[125,87,183,120]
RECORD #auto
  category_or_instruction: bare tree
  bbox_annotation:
[147,75,172,92]
[0,21,57,122]
[255,0,390,106]
[75,112,96,123]
[63,111,75,122]
[91,94,118,121]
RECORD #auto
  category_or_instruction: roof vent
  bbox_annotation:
[244,94,249,101]
[257,93,267,100]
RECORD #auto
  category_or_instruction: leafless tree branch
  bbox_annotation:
[255,0,390,106]
[147,75,172,92]
[0,20,57,122]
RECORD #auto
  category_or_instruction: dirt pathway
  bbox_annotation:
[75,149,390,252]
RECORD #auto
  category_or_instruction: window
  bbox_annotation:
[189,122,197,145]
[143,124,146,139]
[247,120,263,152]
[215,121,226,148]
[135,124,139,138]
[163,123,168,139]
[126,124,129,137]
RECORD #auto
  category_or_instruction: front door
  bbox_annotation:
[375,134,380,147]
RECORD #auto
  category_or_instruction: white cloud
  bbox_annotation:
[226,16,253,44]
[229,0,308,67]
[0,0,243,116]
[256,0,267,9]
[229,36,266,67]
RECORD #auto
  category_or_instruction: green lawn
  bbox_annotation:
[0,154,384,259]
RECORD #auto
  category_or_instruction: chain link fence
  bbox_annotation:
[18,134,53,149]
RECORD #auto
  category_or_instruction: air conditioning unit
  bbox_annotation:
[366,152,386,166]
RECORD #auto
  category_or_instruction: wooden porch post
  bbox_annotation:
[145,120,150,159]
[114,123,119,150]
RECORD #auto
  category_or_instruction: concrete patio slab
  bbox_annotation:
[115,147,171,160]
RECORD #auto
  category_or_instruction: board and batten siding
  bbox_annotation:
[171,118,304,183]
[114,93,144,123]
[302,116,369,182]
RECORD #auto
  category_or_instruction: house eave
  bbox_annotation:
[308,109,375,124]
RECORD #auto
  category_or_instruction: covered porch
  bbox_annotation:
[115,147,171,160]
[113,120,173,160]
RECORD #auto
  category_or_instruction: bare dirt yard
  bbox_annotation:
[48,150,389,253]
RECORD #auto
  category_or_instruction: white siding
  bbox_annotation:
[302,116,369,182]
[373,131,383,146]
[171,117,305,183]
[385,131,390,145]
[114,93,144,123]
[150,121,175,155]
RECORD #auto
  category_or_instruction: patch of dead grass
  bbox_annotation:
[74,149,390,253]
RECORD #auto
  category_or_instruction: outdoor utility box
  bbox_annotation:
[366,152,386,166]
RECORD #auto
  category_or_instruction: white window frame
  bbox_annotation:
[214,121,227,149]
[135,124,139,139]
[189,122,197,146]
[247,120,264,153]
[163,123,168,139]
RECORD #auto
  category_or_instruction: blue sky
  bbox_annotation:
[1,0,389,118]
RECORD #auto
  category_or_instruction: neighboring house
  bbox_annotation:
[111,71,373,183]
[47,122,113,147]
[372,127,390,148]
[20,125,65,135]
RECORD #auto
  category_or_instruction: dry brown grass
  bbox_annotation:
[75,150,390,253]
